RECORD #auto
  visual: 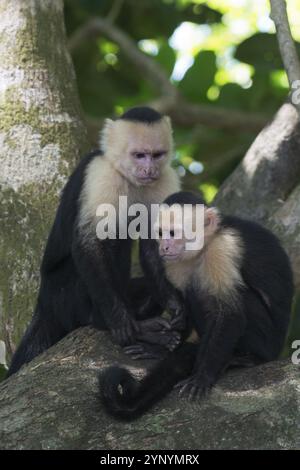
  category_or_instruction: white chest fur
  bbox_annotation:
[78,155,180,230]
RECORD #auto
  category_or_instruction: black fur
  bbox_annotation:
[100,343,197,421]
[100,191,294,420]
[120,106,162,124]
[7,147,161,377]
[8,150,101,376]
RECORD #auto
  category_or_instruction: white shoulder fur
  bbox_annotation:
[197,228,245,300]
[166,228,244,301]
[78,155,126,230]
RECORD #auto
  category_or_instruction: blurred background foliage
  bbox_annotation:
[64,0,300,202]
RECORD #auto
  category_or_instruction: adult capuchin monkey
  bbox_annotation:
[100,191,294,420]
[7,107,181,377]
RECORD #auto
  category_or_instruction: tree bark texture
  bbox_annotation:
[215,103,300,289]
[0,0,89,359]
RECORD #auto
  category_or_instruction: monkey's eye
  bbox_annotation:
[134,152,146,159]
[153,151,165,159]
[158,228,163,237]
[170,230,175,238]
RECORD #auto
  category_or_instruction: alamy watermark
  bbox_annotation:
[291,340,300,365]
[291,80,300,105]
[94,196,205,251]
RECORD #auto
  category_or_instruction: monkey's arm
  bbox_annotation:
[140,238,187,330]
[72,234,137,346]
[178,291,246,399]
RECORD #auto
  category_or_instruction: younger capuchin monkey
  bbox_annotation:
[7,107,181,377]
[100,191,294,420]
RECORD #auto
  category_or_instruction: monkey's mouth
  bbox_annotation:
[161,253,181,262]
[137,176,158,184]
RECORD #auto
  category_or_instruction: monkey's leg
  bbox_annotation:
[73,237,139,346]
[129,277,164,320]
[177,309,246,400]
[226,354,260,369]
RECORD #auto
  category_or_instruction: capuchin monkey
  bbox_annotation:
[7,107,181,377]
[100,191,294,420]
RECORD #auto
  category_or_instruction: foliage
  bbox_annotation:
[64,0,297,192]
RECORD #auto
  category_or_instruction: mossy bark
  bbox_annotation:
[0,0,89,359]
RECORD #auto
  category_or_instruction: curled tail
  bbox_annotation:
[99,342,197,421]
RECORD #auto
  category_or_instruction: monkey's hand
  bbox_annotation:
[175,373,214,401]
[136,296,164,320]
[167,297,187,332]
[138,317,181,350]
[123,343,167,360]
[111,309,140,347]
[123,317,181,360]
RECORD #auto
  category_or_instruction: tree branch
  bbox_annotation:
[166,98,269,132]
[68,17,177,100]
[1,328,298,450]
[270,0,300,113]
[68,17,268,132]
[107,0,125,24]
[215,102,300,289]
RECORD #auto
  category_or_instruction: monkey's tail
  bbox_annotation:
[99,342,197,421]
[6,312,61,378]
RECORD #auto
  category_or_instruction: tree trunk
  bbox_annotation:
[0,327,298,450]
[0,0,89,359]
[215,102,300,289]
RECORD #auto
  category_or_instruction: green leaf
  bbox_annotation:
[116,1,222,41]
[179,50,217,102]
[216,83,249,110]
[235,33,300,71]
[156,42,176,77]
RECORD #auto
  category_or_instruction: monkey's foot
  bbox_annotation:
[175,374,214,401]
[138,316,172,332]
[123,343,167,360]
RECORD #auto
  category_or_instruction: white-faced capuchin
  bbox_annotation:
[100,191,294,420]
[7,107,181,377]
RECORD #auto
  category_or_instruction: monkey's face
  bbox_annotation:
[155,205,200,263]
[101,118,173,186]
[156,204,220,264]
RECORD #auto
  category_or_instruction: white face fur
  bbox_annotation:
[100,117,174,186]
[156,204,220,263]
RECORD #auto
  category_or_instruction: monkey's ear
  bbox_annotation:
[99,118,115,151]
[204,207,220,236]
